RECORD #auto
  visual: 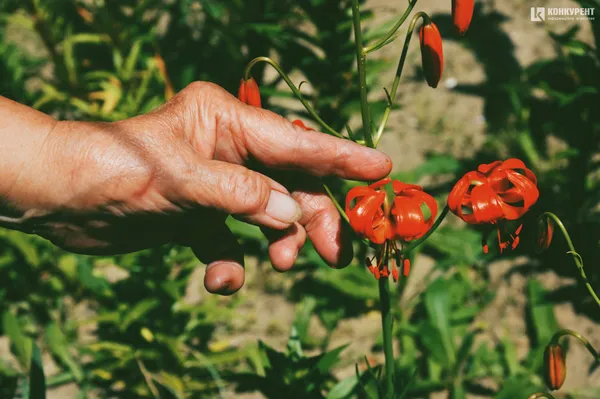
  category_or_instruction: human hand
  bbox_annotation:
[0,83,391,294]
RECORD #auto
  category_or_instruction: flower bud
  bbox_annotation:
[536,215,554,252]
[237,77,262,107]
[452,0,474,35]
[544,344,566,391]
[419,21,444,88]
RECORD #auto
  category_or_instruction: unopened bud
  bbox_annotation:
[536,215,554,252]
[544,344,566,391]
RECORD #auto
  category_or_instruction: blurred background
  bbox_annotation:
[1,0,599,398]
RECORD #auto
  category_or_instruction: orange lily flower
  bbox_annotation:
[346,178,437,281]
[448,159,539,253]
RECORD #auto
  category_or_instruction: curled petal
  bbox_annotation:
[391,188,438,241]
[392,180,422,194]
[497,158,527,171]
[500,172,540,220]
[345,186,391,244]
[292,119,315,131]
[477,160,503,175]
[369,177,392,189]
[469,183,505,223]
[448,171,487,223]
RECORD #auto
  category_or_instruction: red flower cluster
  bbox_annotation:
[346,178,437,280]
[448,159,539,253]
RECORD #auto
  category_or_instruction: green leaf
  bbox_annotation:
[77,259,113,298]
[414,155,461,179]
[419,322,451,367]
[424,226,481,264]
[293,297,318,346]
[424,278,456,366]
[313,345,347,374]
[312,266,378,301]
[494,376,539,399]
[227,218,263,241]
[455,329,479,372]
[155,371,186,399]
[527,279,558,347]
[2,311,32,369]
[120,299,160,332]
[28,342,45,399]
[122,39,143,81]
[285,326,304,361]
[500,336,520,376]
[46,322,84,382]
[1,231,40,267]
[327,374,357,399]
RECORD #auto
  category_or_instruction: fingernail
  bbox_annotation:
[266,190,301,224]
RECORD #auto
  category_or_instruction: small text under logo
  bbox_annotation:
[531,6,595,22]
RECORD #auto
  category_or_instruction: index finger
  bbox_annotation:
[231,104,392,181]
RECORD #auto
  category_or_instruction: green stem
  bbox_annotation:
[402,205,449,254]
[352,2,391,395]
[378,277,395,398]
[364,0,418,54]
[542,212,600,309]
[550,329,600,362]
[374,11,429,146]
[351,0,374,148]
[323,183,349,225]
[243,57,343,138]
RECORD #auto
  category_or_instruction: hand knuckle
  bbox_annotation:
[227,170,268,214]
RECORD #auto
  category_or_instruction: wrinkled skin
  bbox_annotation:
[0,82,391,295]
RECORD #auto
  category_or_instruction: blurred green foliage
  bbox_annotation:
[1,0,599,398]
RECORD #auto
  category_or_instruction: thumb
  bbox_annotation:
[179,158,302,230]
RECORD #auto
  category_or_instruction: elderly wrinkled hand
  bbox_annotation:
[0,82,391,295]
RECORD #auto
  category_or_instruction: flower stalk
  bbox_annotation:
[541,212,600,309]
[351,0,391,394]
[243,57,343,139]
[379,277,395,398]
[375,11,429,145]
[549,329,600,363]
[351,0,375,148]
[364,0,418,54]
